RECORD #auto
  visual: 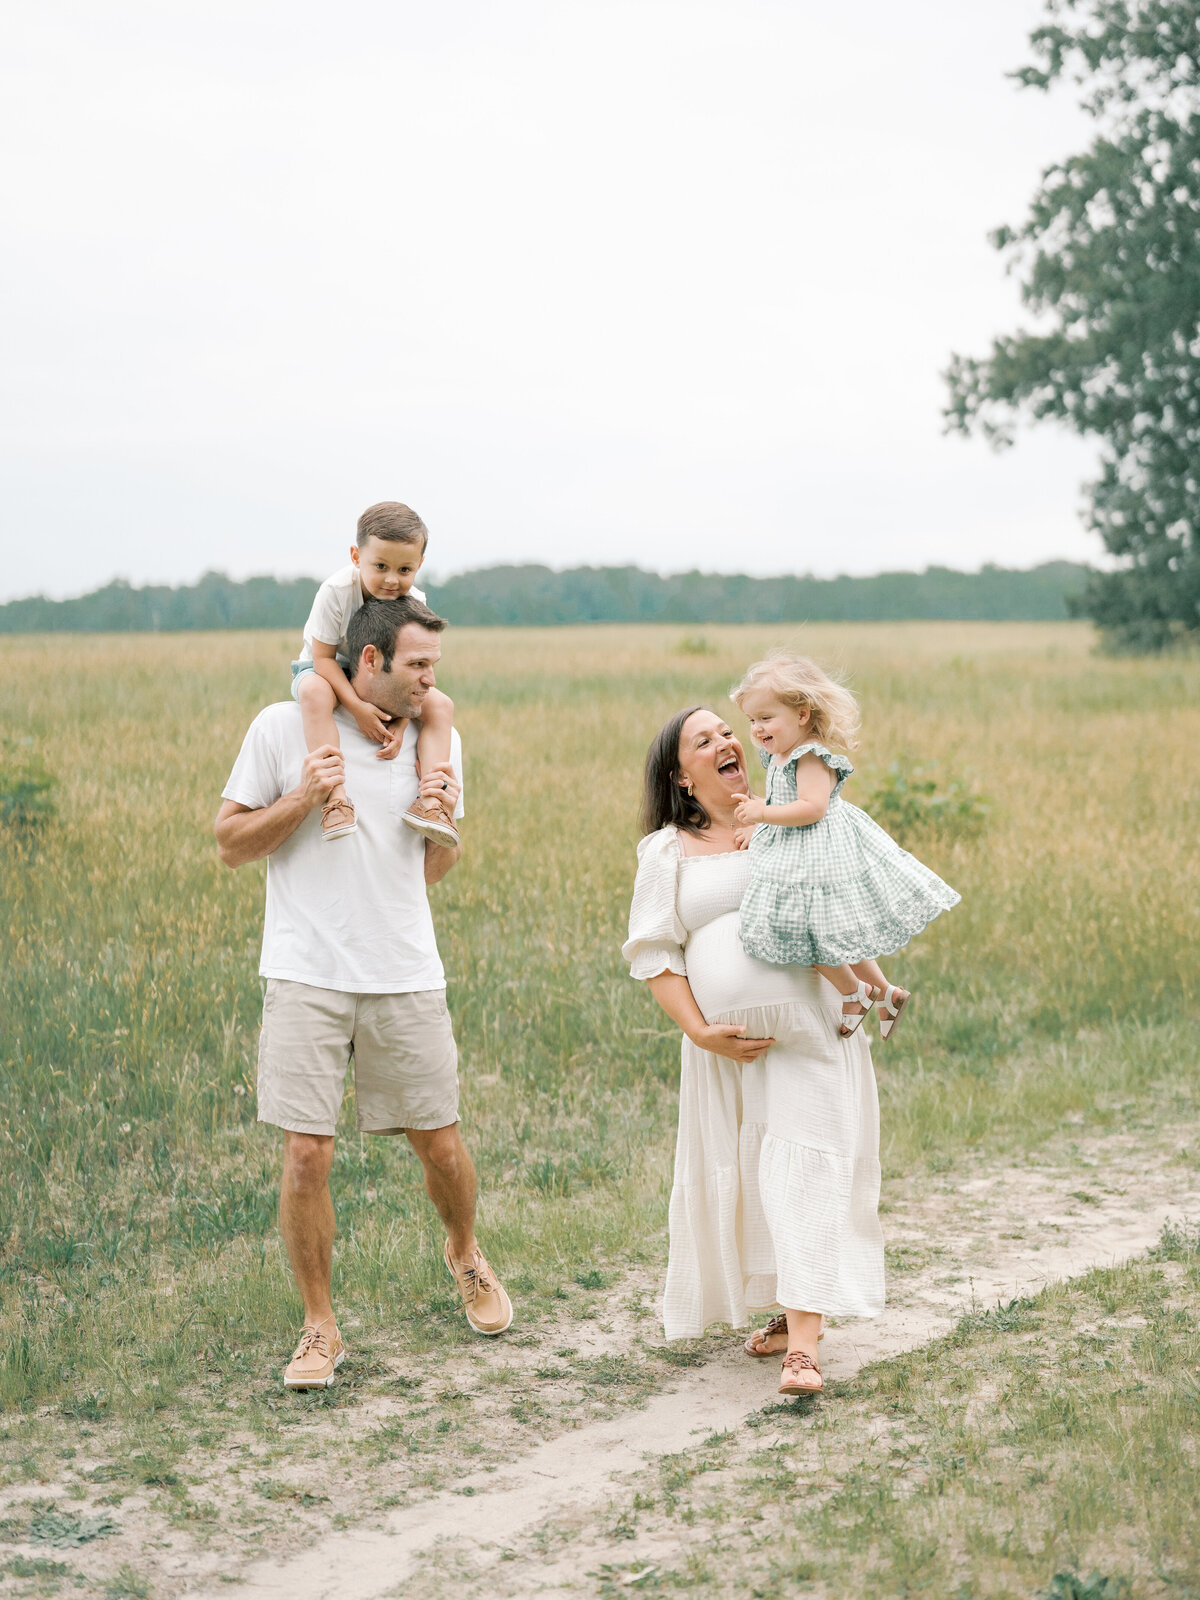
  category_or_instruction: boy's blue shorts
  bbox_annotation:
[290,657,349,701]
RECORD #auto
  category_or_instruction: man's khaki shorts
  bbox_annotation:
[256,979,459,1136]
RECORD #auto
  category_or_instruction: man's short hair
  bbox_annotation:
[346,595,447,678]
[357,501,428,554]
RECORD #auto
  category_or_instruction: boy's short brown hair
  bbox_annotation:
[357,501,428,554]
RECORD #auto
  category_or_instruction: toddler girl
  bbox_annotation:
[730,652,960,1039]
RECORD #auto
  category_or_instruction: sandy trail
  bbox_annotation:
[185,1145,1200,1600]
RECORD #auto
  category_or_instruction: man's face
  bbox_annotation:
[358,623,442,719]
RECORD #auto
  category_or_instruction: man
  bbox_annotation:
[215,594,512,1389]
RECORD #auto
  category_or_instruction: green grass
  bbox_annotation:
[0,621,1197,1522]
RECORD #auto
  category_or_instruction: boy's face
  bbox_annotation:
[351,535,424,600]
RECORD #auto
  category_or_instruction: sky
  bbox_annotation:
[0,0,1104,602]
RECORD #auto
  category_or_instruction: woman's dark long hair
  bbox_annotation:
[641,706,714,837]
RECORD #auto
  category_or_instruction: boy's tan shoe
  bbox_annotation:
[283,1318,346,1389]
[321,797,357,841]
[403,798,459,849]
[444,1240,513,1336]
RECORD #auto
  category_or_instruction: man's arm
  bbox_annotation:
[420,763,462,885]
[214,745,344,868]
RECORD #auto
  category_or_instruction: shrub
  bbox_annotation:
[861,761,988,847]
[0,738,58,830]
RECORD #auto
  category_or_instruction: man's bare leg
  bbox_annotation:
[407,1122,512,1334]
[280,1131,337,1328]
[406,1122,477,1263]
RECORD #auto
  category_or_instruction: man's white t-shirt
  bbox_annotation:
[221,703,464,994]
[297,565,428,663]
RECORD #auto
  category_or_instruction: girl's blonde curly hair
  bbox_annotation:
[730,651,861,751]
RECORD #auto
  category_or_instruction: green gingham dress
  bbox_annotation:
[738,743,960,967]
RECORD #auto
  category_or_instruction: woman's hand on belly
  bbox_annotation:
[689,1021,775,1062]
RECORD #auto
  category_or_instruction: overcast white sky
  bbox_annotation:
[1,0,1102,601]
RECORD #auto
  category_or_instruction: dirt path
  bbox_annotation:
[185,1135,1200,1600]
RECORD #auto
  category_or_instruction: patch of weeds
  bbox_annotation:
[675,634,717,655]
[104,1566,151,1600]
[952,1295,1039,1340]
[752,1556,820,1596]
[649,1344,705,1369]
[593,1562,663,1594]
[574,1267,609,1289]
[365,1418,422,1462]
[1042,1573,1131,1600]
[1070,1190,1101,1206]
[1152,1218,1200,1262]
[570,1353,658,1401]
[253,1478,329,1506]
[3,1556,71,1579]
[28,1508,118,1547]
[58,1392,108,1422]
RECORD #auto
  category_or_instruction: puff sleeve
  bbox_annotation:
[621,827,687,981]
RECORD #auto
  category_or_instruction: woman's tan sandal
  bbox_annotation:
[744,1314,824,1357]
[838,980,877,1038]
[778,1349,823,1395]
[321,797,357,841]
[877,985,911,1041]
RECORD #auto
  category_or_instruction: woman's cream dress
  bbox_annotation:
[623,826,885,1339]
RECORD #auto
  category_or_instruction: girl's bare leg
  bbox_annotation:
[816,963,880,1036]
[851,958,888,992]
[814,962,859,997]
[298,676,347,807]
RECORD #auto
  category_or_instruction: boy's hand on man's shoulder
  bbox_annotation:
[351,701,394,746]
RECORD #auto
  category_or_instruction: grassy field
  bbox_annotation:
[1,621,1198,1594]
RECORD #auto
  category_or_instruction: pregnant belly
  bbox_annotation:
[685,910,829,1024]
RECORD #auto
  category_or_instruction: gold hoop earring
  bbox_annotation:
[685,779,694,797]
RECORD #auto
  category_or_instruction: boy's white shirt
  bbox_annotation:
[297,563,428,662]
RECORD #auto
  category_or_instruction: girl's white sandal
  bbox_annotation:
[838,980,877,1038]
[877,985,911,1041]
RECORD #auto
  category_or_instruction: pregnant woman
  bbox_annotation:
[622,707,885,1394]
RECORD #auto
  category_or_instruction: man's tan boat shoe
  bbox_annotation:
[283,1317,346,1389]
[403,798,460,849]
[444,1240,513,1336]
[321,797,357,841]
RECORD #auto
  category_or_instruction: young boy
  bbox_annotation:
[292,501,458,846]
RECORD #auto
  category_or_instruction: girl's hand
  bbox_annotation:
[733,825,756,851]
[352,701,393,746]
[733,793,769,826]
[690,1022,775,1063]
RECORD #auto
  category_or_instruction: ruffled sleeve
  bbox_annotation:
[621,827,687,981]
[787,742,854,798]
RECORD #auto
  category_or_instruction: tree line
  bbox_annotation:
[0,561,1090,633]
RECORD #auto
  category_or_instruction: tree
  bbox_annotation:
[945,0,1200,651]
